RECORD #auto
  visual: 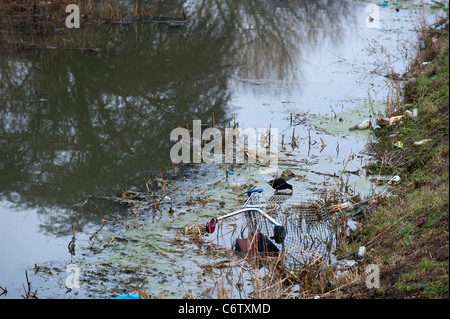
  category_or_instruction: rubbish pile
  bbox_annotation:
[346,108,430,189]
[348,108,419,133]
[348,108,432,151]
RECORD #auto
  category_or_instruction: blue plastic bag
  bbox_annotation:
[110,293,140,299]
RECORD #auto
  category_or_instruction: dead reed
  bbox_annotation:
[184,222,207,242]
[0,285,7,297]
[21,270,38,299]
[68,225,76,256]
[0,0,159,52]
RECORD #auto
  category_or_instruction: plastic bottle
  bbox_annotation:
[419,41,426,50]
[405,110,414,118]
[388,175,401,186]
[390,115,405,123]
[414,139,432,145]
[357,119,370,130]
[358,246,366,259]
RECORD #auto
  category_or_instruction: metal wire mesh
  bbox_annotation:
[241,192,336,269]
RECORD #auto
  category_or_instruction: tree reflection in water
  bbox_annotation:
[0,0,356,236]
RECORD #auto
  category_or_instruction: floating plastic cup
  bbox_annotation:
[372,125,381,131]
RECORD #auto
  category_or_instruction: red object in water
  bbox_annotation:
[206,217,218,233]
[235,234,261,252]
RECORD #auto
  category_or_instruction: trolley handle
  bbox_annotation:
[246,188,263,197]
[205,211,286,245]
[205,207,282,232]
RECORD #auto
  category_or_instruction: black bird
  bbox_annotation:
[268,178,293,192]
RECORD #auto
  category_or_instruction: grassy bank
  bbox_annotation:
[333,19,449,299]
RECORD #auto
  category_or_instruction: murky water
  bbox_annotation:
[0,0,442,298]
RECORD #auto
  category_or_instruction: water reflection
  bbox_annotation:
[0,0,359,238]
[227,0,356,84]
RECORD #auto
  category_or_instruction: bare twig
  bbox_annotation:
[91,203,109,223]
[21,270,38,299]
[0,285,7,296]
[68,225,75,256]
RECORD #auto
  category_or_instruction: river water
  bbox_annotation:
[0,0,442,298]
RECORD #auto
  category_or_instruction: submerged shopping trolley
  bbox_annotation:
[205,189,336,269]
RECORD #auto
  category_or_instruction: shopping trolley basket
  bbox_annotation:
[205,189,336,268]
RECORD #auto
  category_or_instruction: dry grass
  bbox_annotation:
[184,222,207,242]
[0,0,150,51]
